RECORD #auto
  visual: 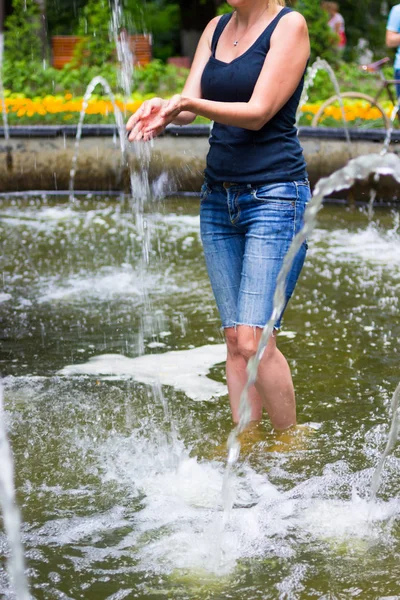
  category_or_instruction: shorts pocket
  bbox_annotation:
[200,182,211,202]
[252,182,297,206]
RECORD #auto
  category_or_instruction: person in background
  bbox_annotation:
[322,1,346,53]
[386,3,400,99]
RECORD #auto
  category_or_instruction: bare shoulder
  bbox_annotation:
[272,10,309,43]
[277,10,308,34]
[202,15,225,49]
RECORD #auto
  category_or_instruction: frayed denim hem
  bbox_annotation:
[221,323,281,334]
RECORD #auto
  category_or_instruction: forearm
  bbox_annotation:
[386,30,400,48]
[181,97,267,131]
[172,111,197,126]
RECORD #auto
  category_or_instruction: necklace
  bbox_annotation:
[233,4,269,46]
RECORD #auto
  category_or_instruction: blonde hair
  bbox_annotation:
[272,0,286,5]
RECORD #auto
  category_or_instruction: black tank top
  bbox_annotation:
[201,7,307,185]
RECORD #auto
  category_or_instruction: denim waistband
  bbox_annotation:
[204,179,309,191]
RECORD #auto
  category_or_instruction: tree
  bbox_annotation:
[76,0,114,66]
[46,0,87,35]
[34,0,48,59]
[123,0,180,61]
[4,0,42,62]
[339,0,399,58]
[295,0,337,63]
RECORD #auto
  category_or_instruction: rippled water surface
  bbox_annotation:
[1,195,400,599]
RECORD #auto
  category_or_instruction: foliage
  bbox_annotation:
[305,61,395,104]
[295,0,338,64]
[217,3,232,15]
[75,0,115,67]
[133,59,188,94]
[1,58,118,97]
[4,0,42,63]
[1,57,187,98]
[123,0,180,61]
[46,0,87,35]
[339,0,399,59]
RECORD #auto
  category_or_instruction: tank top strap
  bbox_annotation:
[264,7,293,38]
[211,13,234,56]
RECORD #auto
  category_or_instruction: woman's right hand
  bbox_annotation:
[126,97,169,142]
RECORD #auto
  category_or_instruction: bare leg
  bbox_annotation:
[225,327,263,423]
[236,325,296,431]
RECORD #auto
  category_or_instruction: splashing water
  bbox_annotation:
[109,0,160,353]
[297,58,351,154]
[0,383,30,600]
[381,104,400,156]
[370,382,400,503]
[225,152,400,511]
[110,0,134,100]
[69,76,127,202]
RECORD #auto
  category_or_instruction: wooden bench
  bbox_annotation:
[129,34,152,67]
[51,34,152,69]
[51,36,82,69]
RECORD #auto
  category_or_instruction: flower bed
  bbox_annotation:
[0,92,146,125]
[0,93,397,128]
[299,99,396,128]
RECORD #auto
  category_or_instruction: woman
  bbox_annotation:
[126,0,310,432]
[322,1,346,52]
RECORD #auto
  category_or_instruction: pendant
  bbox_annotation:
[233,40,238,46]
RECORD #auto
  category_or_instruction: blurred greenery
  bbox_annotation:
[123,0,181,61]
[1,57,188,97]
[4,0,42,63]
[6,0,400,66]
[45,0,87,35]
[4,0,400,59]
[295,0,338,64]
[1,0,400,127]
[305,61,396,104]
[74,0,115,67]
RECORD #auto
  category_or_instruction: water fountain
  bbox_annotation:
[370,382,400,502]
[381,104,400,156]
[297,57,351,154]
[68,75,127,203]
[225,152,400,491]
[0,384,30,600]
[1,3,400,599]
[2,151,400,598]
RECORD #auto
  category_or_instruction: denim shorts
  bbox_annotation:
[199,179,310,329]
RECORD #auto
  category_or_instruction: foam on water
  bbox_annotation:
[95,428,400,578]
[59,344,227,401]
[0,205,82,230]
[37,265,187,304]
[311,224,400,273]
[59,335,297,401]
[2,376,400,594]
[97,429,283,575]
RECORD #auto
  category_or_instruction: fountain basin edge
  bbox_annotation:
[0,125,399,201]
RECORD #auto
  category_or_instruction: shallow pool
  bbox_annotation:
[1,195,400,599]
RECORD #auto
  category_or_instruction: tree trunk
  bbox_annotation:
[178,0,217,59]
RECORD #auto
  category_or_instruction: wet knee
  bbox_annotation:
[237,332,276,363]
[225,328,240,359]
[237,336,258,362]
